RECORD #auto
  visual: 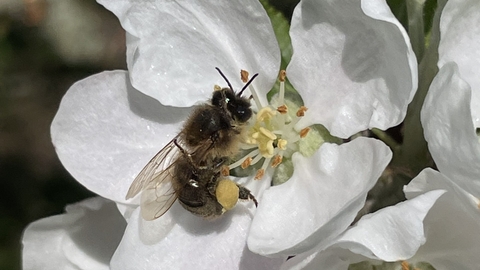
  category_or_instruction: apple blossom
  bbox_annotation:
[23,0,418,269]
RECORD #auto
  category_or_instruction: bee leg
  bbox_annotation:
[238,185,258,207]
[173,139,199,174]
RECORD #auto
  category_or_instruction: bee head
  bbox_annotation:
[213,67,258,123]
[212,88,252,123]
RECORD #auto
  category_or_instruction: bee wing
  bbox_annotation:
[126,138,186,220]
[140,170,178,220]
[126,138,180,200]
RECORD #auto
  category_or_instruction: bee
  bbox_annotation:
[126,68,259,220]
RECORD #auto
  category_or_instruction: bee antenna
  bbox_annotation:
[238,73,258,97]
[215,67,234,91]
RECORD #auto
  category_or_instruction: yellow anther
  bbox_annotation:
[257,107,276,122]
[259,140,274,158]
[259,127,277,140]
[241,157,252,169]
[255,169,265,180]
[296,106,308,117]
[277,139,287,150]
[401,261,410,270]
[279,70,286,82]
[251,132,260,139]
[245,138,257,144]
[300,127,310,138]
[271,155,283,168]
[241,70,249,83]
[214,85,222,91]
[277,104,288,114]
[221,165,230,176]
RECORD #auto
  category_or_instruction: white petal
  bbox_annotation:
[287,0,417,138]
[438,0,480,124]
[22,197,126,270]
[51,70,190,201]
[110,204,284,270]
[97,0,280,107]
[421,63,480,198]
[334,190,445,261]
[404,169,480,269]
[281,248,355,270]
[248,137,392,256]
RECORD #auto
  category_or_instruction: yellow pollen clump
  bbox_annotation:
[214,85,222,91]
[277,104,288,114]
[300,127,310,138]
[296,106,308,117]
[241,70,249,83]
[271,155,283,168]
[255,169,265,180]
[277,139,287,150]
[241,157,253,169]
[216,179,239,210]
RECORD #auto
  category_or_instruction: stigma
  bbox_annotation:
[228,70,311,180]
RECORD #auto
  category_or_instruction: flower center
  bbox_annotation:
[228,70,318,183]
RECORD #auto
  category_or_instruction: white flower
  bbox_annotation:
[26,0,417,268]
[22,197,126,270]
[421,0,480,197]
[281,168,480,270]
[280,1,480,268]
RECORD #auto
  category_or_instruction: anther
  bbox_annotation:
[241,157,253,169]
[257,107,276,122]
[221,165,230,176]
[214,85,222,91]
[401,261,410,270]
[300,127,310,138]
[277,139,287,150]
[259,127,277,140]
[279,70,286,82]
[296,106,308,117]
[255,169,265,180]
[241,70,249,83]
[277,104,288,114]
[271,155,283,168]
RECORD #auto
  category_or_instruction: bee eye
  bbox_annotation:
[235,106,252,123]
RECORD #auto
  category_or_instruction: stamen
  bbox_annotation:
[258,139,275,158]
[228,149,259,169]
[259,127,277,140]
[241,157,253,169]
[221,165,230,176]
[300,127,310,138]
[255,169,265,180]
[240,70,249,83]
[279,70,286,82]
[214,85,222,91]
[401,261,410,270]
[279,70,286,105]
[277,139,287,150]
[296,106,308,117]
[271,155,282,168]
[257,107,276,122]
[277,104,288,114]
[250,153,264,166]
